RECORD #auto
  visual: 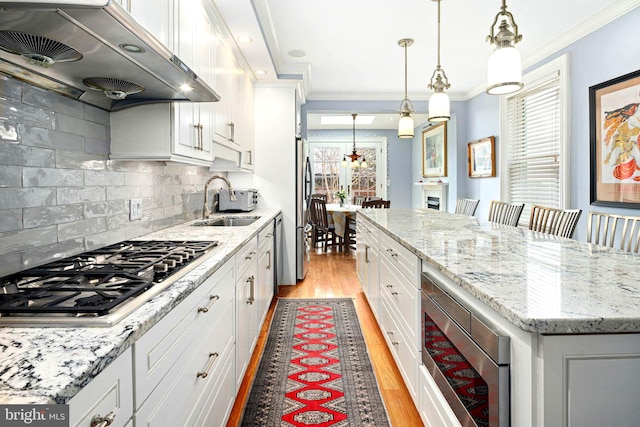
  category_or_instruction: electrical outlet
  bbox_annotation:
[129,198,142,221]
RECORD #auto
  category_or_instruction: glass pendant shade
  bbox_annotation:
[398,114,415,138]
[428,91,450,122]
[486,45,523,95]
[360,158,367,168]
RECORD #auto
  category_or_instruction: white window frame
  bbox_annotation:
[499,53,570,216]
[307,137,388,199]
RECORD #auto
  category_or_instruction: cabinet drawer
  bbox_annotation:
[380,298,419,401]
[236,237,258,277]
[190,346,236,427]
[357,216,379,250]
[133,259,234,409]
[135,297,235,427]
[258,222,274,251]
[380,257,420,349]
[69,348,133,427]
[380,232,419,284]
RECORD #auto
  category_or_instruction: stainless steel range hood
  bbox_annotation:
[0,1,220,111]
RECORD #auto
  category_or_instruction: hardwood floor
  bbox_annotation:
[226,246,423,426]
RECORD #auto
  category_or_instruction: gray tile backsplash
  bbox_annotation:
[0,76,214,277]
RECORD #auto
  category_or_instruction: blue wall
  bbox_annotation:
[463,7,640,240]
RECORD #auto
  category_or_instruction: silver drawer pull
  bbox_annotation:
[197,295,220,313]
[196,352,219,379]
[386,284,398,296]
[245,251,256,260]
[247,275,255,304]
[91,411,116,427]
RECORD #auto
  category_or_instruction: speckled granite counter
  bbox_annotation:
[0,209,280,404]
[359,208,640,335]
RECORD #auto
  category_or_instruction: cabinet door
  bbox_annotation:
[257,243,274,327]
[240,74,255,170]
[213,43,232,145]
[235,262,257,390]
[128,0,173,50]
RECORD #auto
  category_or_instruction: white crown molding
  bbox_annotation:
[465,0,640,100]
[252,0,284,70]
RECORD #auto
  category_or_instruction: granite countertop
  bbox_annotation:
[0,209,280,405]
[359,208,640,335]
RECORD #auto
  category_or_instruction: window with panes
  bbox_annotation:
[501,55,569,226]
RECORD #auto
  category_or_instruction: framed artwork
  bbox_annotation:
[590,69,640,208]
[422,122,447,177]
[468,136,496,178]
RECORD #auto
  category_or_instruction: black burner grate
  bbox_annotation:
[0,240,217,317]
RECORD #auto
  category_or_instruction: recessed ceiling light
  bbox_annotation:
[238,36,253,44]
[255,70,267,75]
[321,115,375,125]
[288,50,306,58]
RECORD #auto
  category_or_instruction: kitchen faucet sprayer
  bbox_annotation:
[203,175,236,218]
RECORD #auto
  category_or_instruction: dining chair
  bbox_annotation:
[353,195,366,207]
[587,211,640,253]
[365,196,382,202]
[528,205,582,238]
[308,198,341,252]
[487,200,525,226]
[362,199,391,209]
[454,197,480,216]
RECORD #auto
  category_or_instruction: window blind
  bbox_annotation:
[506,75,561,225]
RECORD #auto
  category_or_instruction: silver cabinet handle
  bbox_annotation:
[228,122,235,142]
[245,251,256,260]
[386,331,399,346]
[197,295,219,313]
[246,150,253,165]
[365,245,370,263]
[91,411,116,427]
[196,352,219,379]
[386,284,398,296]
[266,250,271,270]
[247,275,255,304]
[194,123,204,150]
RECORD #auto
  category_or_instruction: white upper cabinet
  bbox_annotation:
[110,0,255,168]
[127,0,173,50]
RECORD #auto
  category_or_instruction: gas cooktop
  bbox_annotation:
[0,240,218,327]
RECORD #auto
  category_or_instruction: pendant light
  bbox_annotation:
[345,113,367,169]
[427,0,450,122]
[397,38,415,138]
[486,0,523,95]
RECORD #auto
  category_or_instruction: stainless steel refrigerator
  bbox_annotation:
[296,137,311,280]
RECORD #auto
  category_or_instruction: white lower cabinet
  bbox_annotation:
[134,258,235,427]
[256,221,275,327]
[235,256,258,391]
[68,347,133,427]
[418,364,460,427]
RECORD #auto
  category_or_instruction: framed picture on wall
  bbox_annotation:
[468,136,496,178]
[590,69,640,208]
[422,122,447,177]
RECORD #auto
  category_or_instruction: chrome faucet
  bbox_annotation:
[203,175,236,218]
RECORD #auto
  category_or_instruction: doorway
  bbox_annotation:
[307,137,387,204]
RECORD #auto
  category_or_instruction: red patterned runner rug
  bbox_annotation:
[240,298,390,427]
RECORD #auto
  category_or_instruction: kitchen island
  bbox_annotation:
[357,208,640,427]
[0,209,280,425]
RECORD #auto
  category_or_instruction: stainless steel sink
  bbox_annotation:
[192,217,261,227]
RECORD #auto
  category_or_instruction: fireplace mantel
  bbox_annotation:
[414,181,448,211]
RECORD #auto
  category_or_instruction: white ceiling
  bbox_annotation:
[214,0,640,128]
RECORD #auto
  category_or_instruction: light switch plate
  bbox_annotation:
[130,198,142,221]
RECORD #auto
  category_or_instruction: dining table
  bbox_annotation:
[325,203,360,251]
